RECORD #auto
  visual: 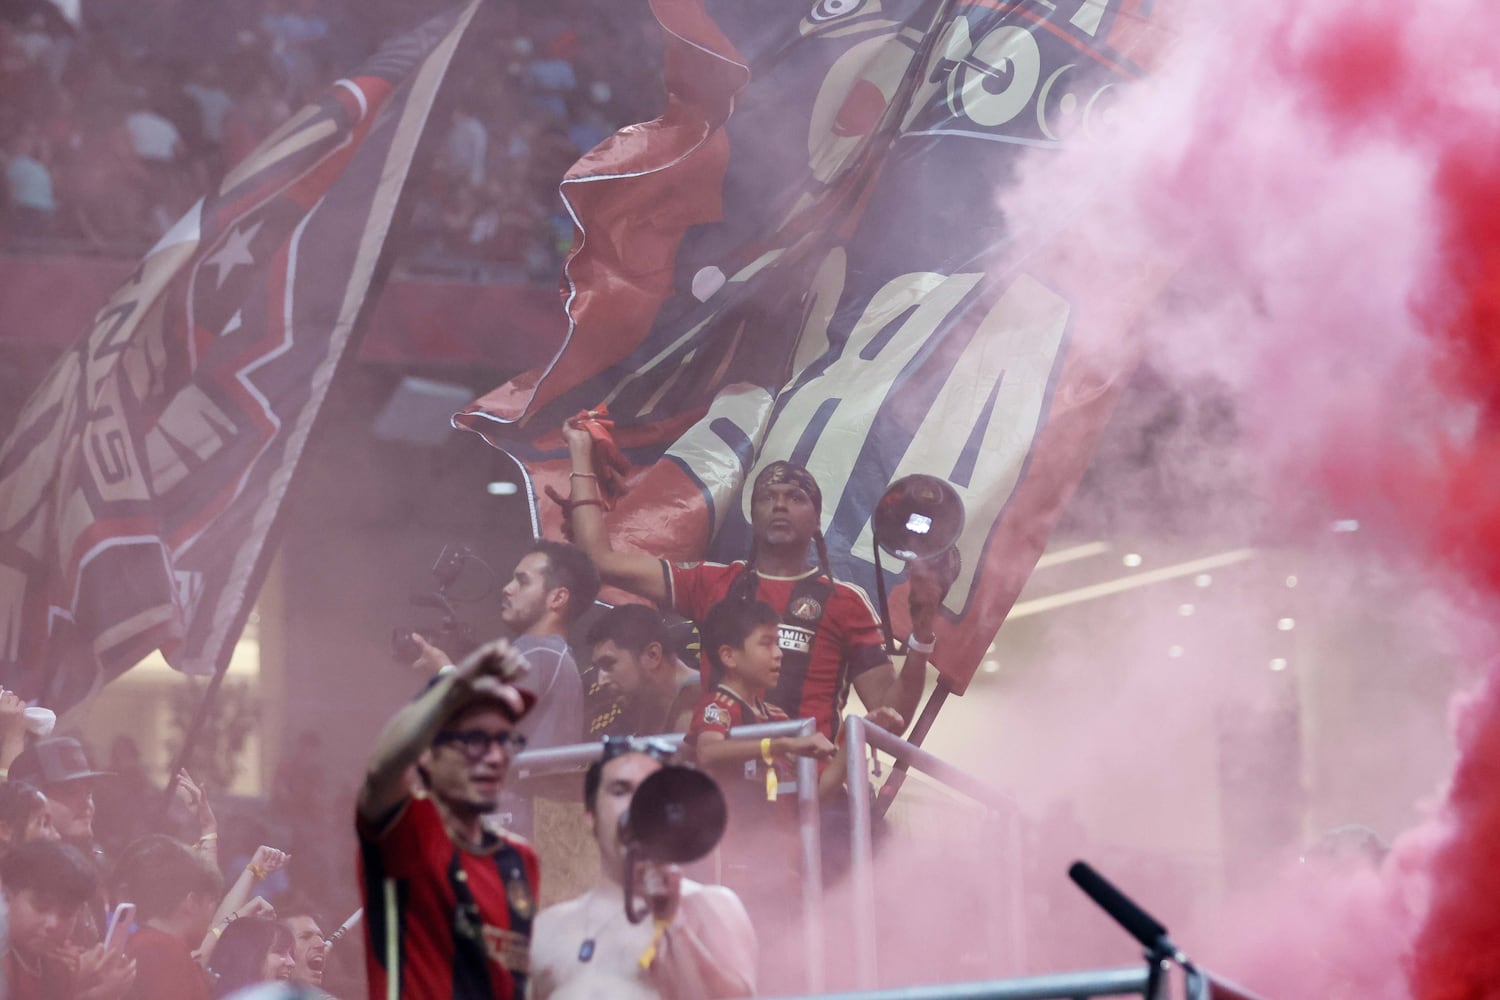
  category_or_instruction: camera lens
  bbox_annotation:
[391,627,421,664]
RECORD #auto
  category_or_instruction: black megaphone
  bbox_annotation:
[619,766,728,923]
[870,474,965,654]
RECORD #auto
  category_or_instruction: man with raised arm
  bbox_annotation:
[356,640,541,1000]
[529,739,755,1000]
[563,419,947,742]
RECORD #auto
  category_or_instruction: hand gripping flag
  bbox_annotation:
[0,3,480,711]
[458,0,1177,693]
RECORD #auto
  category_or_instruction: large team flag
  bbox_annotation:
[0,2,480,711]
[462,0,1176,692]
[459,0,1177,693]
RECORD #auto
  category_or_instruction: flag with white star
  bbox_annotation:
[0,2,480,710]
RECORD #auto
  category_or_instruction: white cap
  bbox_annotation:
[24,707,55,737]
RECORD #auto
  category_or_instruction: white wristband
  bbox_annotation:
[905,632,936,655]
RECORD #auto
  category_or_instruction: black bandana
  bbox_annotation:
[752,461,822,513]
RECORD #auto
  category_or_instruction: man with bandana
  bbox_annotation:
[561,419,946,743]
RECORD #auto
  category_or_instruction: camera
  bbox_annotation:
[390,544,490,664]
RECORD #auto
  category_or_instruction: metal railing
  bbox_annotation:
[514,720,1267,1000]
[767,965,1154,1000]
[764,960,1264,1000]
[843,714,1027,990]
[512,717,829,994]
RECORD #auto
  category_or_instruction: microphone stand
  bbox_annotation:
[1068,861,1267,1000]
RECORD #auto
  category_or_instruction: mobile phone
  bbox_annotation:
[104,902,136,951]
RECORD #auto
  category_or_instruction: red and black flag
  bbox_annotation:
[0,2,480,710]
[458,0,1176,693]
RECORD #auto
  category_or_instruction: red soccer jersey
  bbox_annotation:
[686,685,800,870]
[125,927,212,1000]
[357,793,540,1000]
[667,560,888,740]
[687,685,789,742]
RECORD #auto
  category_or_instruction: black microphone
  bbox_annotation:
[1068,861,1180,959]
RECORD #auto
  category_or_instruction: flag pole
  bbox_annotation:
[157,661,236,818]
[152,25,450,821]
[152,155,424,819]
[873,677,953,818]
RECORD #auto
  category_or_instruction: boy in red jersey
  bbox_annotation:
[687,599,837,795]
[356,639,540,1000]
[685,598,902,996]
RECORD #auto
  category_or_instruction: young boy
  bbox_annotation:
[686,599,841,799]
[687,598,905,995]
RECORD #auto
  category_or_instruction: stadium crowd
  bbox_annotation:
[0,0,662,280]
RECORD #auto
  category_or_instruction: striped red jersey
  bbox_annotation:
[358,793,539,1000]
[667,560,888,739]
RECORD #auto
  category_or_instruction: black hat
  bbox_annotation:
[8,737,112,788]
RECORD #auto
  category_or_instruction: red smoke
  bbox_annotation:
[1283,10,1500,999]
[1293,14,1500,993]
[998,1,1500,995]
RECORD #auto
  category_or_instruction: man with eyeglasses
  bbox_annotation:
[530,738,755,1000]
[356,639,541,1000]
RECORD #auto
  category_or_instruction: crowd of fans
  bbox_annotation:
[0,0,663,281]
[0,696,356,999]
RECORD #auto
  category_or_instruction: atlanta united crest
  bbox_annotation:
[789,596,822,621]
[506,873,535,919]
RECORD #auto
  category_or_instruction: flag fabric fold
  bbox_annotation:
[0,2,480,710]
[458,0,1174,692]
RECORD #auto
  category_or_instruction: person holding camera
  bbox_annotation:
[410,540,601,834]
[411,541,599,746]
[529,739,755,1000]
[356,639,540,1000]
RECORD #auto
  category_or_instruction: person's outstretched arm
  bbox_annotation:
[358,640,528,824]
[562,419,670,604]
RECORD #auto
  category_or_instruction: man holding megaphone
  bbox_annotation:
[564,417,952,744]
[530,738,755,1000]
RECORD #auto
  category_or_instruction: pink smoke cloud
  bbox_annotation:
[996,0,1500,997]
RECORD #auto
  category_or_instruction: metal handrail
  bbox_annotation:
[767,965,1153,1000]
[844,715,1026,990]
[511,718,827,994]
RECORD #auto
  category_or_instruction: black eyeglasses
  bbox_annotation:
[434,730,528,759]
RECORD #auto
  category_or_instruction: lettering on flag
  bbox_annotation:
[0,3,481,709]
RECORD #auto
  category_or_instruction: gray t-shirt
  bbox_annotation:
[493,633,583,838]
[510,632,584,750]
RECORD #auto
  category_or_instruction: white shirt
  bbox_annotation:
[5,155,55,211]
[511,633,584,750]
[444,113,488,188]
[530,880,755,1000]
[183,82,234,142]
[125,110,182,161]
